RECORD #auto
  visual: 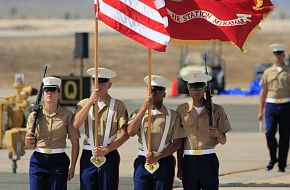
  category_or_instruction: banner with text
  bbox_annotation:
[165,0,274,50]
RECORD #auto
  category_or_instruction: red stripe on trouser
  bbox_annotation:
[172,155,176,188]
[116,153,120,190]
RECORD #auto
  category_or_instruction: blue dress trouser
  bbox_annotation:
[133,155,175,190]
[80,149,120,190]
[265,102,290,168]
[29,151,70,190]
[182,154,219,190]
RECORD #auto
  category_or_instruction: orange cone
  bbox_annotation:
[170,79,178,97]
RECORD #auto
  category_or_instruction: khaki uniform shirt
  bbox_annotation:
[75,96,128,146]
[27,106,80,149]
[129,105,185,151]
[177,101,231,150]
[260,65,290,98]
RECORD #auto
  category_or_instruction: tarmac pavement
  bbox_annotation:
[0,133,289,190]
[0,87,290,189]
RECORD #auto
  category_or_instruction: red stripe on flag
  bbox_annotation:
[94,0,99,14]
[158,6,168,22]
[97,0,169,51]
[139,0,156,9]
[102,0,168,35]
[154,0,167,16]
[98,12,166,51]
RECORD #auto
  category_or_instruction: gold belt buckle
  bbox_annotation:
[44,148,52,153]
[194,150,202,155]
[277,99,283,103]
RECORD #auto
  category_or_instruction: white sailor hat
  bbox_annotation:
[43,77,61,89]
[144,75,170,89]
[183,72,212,88]
[87,67,117,83]
[269,43,287,53]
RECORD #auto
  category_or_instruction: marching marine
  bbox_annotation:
[73,67,129,190]
[258,44,290,172]
[127,75,185,190]
[25,76,80,190]
[177,73,231,190]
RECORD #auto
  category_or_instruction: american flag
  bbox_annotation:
[95,0,170,52]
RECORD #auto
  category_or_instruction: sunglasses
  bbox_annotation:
[273,51,284,55]
[91,78,110,84]
[44,87,58,92]
[188,84,206,90]
[150,88,165,93]
[189,87,205,91]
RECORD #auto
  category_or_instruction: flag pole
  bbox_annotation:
[90,10,106,168]
[144,48,159,174]
[94,17,99,153]
[147,48,152,153]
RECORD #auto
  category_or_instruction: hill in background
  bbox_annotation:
[0,0,289,19]
[0,1,290,89]
[0,0,92,19]
[0,19,290,89]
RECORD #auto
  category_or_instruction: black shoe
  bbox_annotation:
[266,160,278,170]
[278,167,285,172]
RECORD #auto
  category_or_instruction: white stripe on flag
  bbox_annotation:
[154,0,168,27]
[162,17,168,27]
[120,0,164,25]
[100,1,169,45]
[154,0,165,9]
